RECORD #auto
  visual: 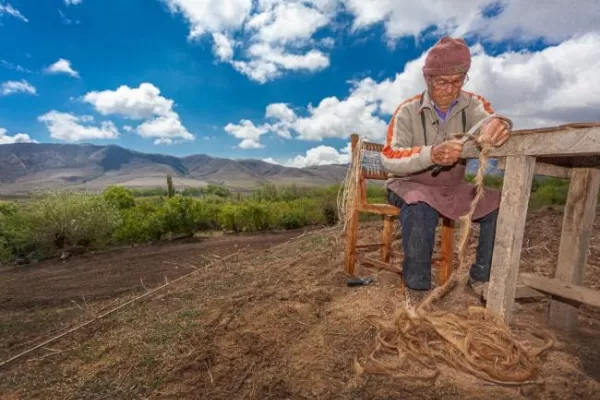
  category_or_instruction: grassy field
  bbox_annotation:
[0,173,581,265]
[1,207,600,399]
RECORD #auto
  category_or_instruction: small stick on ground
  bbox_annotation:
[0,251,239,369]
[204,361,214,385]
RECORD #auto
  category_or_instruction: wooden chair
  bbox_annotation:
[343,133,456,286]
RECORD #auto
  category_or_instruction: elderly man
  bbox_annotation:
[380,36,512,301]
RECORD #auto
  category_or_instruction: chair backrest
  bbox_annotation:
[351,133,389,181]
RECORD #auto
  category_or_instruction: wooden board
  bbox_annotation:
[486,155,536,323]
[496,158,572,179]
[548,167,600,331]
[520,273,600,309]
[482,281,546,301]
[462,125,600,162]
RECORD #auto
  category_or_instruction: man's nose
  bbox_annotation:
[443,84,454,94]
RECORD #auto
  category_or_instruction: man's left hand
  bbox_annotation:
[477,118,510,147]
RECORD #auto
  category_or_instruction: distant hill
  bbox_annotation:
[0,143,349,195]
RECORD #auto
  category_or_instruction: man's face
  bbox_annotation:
[426,73,467,109]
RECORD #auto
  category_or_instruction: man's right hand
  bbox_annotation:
[431,139,463,166]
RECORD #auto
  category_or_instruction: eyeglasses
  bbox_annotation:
[429,74,469,89]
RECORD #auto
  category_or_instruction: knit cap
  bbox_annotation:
[422,36,471,76]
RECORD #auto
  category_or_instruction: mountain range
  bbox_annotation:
[0,143,349,195]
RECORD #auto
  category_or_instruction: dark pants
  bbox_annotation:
[387,190,498,290]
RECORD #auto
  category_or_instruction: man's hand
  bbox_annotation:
[477,118,510,147]
[431,139,463,166]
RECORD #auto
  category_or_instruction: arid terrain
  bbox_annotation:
[1,206,600,399]
[0,142,348,195]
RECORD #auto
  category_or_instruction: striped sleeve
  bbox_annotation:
[463,90,513,132]
[380,96,434,177]
[464,90,495,126]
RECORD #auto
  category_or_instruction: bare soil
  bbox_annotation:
[1,207,600,400]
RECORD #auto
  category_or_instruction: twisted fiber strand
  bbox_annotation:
[359,141,554,385]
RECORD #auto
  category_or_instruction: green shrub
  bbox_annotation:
[253,183,280,202]
[23,191,121,254]
[191,200,221,230]
[0,240,11,263]
[103,185,136,210]
[113,203,163,243]
[530,178,569,208]
[156,195,199,237]
[201,184,232,198]
[465,173,504,189]
[217,203,239,232]
[1,174,589,260]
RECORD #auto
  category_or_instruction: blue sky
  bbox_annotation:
[1,0,598,167]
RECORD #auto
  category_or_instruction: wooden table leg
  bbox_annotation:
[381,215,394,263]
[344,209,359,276]
[549,167,600,331]
[486,155,536,324]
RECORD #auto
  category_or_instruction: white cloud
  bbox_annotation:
[251,1,329,44]
[83,83,174,120]
[82,83,194,144]
[161,0,599,83]
[344,0,489,40]
[0,3,28,22]
[136,115,194,144]
[266,103,296,121]
[212,32,235,61]
[0,80,36,96]
[38,111,119,142]
[232,43,329,83]
[162,0,252,38]
[344,0,600,45]
[224,119,268,149]
[466,0,600,44]
[0,128,37,145]
[227,33,600,145]
[262,144,349,167]
[163,0,334,83]
[1,60,32,73]
[465,33,600,128]
[65,0,83,5]
[59,9,80,25]
[286,145,349,167]
[45,59,80,78]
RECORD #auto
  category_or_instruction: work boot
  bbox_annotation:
[467,277,486,298]
[404,288,430,309]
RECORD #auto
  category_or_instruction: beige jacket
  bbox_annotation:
[380,90,506,177]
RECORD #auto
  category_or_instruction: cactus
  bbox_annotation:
[166,173,175,198]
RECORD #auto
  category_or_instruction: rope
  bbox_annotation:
[354,122,553,385]
[337,136,364,233]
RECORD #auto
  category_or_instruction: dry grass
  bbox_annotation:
[1,210,600,399]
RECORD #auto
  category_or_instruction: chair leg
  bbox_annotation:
[439,218,455,285]
[344,209,360,276]
[381,214,394,263]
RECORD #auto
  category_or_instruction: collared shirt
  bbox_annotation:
[432,99,458,122]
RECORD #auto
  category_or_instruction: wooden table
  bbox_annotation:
[462,122,600,331]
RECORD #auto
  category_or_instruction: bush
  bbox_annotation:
[103,185,136,210]
[113,203,163,243]
[465,173,504,189]
[1,174,584,261]
[29,191,121,250]
[156,195,199,237]
[0,191,122,259]
[530,178,569,208]
[201,184,232,198]
[0,205,34,258]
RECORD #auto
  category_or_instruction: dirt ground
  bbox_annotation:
[1,207,600,399]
